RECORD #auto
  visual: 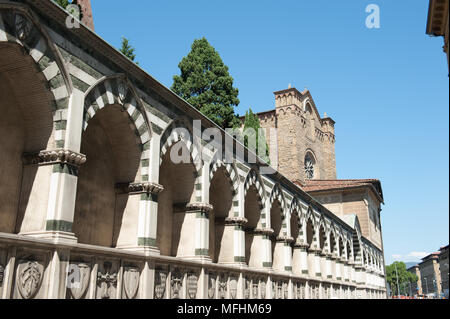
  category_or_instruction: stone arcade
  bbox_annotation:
[0,0,387,299]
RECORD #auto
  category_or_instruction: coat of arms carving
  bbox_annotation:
[154,268,167,299]
[229,276,238,299]
[186,272,198,299]
[97,261,117,299]
[208,274,216,299]
[123,267,140,299]
[67,262,90,300]
[170,268,183,299]
[252,280,258,299]
[218,274,227,299]
[17,260,44,299]
[272,282,276,299]
[260,281,266,299]
[283,282,288,299]
[244,278,250,299]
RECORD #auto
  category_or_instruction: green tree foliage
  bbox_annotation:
[53,0,70,9]
[120,37,138,64]
[242,108,270,164]
[386,261,418,296]
[172,37,241,129]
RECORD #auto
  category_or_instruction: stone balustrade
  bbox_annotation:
[0,233,387,299]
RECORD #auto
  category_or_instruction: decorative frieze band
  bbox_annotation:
[23,149,86,167]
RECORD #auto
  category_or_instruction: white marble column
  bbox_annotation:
[136,133,163,254]
[232,182,246,264]
[19,90,86,243]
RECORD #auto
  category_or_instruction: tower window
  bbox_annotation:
[304,152,316,180]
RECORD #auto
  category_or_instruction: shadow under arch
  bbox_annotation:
[157,135,199,257]
[209,164,236,263]
[0,4,72,234]
[73,103,143,247]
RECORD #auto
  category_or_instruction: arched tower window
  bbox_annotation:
[304,151,317,180]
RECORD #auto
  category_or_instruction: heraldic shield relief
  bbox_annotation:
[16,260,44,299]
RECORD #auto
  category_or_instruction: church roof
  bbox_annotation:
[297,179,384,203]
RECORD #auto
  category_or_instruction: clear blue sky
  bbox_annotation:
[90,0,449,265]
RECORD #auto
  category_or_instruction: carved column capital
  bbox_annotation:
[275,236,294,243]
[294,242,310,250]
[116,182,164,195]
[186,202,213,213]
[224,216,248,226]
[308,247,321,254]
[252,228,274,236]
[23,149,86,167]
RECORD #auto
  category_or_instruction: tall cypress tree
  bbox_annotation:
[243,108,270,164]
[120,37,137,63]
[53,0,70,9]
[172,37,241,129]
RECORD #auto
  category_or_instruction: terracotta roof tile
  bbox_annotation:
[295,179,384,203]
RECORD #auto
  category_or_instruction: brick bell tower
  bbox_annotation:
[273,86,337,183]
[75,0,94,31]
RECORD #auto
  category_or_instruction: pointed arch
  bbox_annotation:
[346,240,353,261]
[329,227,337,255]
[208,158,240,263]
[317,215,326,232]
[317,216,327,251]
[244,168,265,207]
[289,197,302,244]
[288,197,302,219]
[304,206,316,227]
[209,159,239,196]
[352,216,363,264]
[336,233,345,258]
[0,4,72,149]
[0,4,74,235]
[160,116,202,172]
[83,74,152,181]
[305,207,316,247]
[269,183,286,212]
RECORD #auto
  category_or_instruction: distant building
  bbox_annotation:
[239,87,388,296]
[426,0,449,72]
[419,252,442,296]
[439,245,449,297]
[407,265,423,295]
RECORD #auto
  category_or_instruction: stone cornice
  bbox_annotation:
[23,149,86,167]
[116,182,164,195]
